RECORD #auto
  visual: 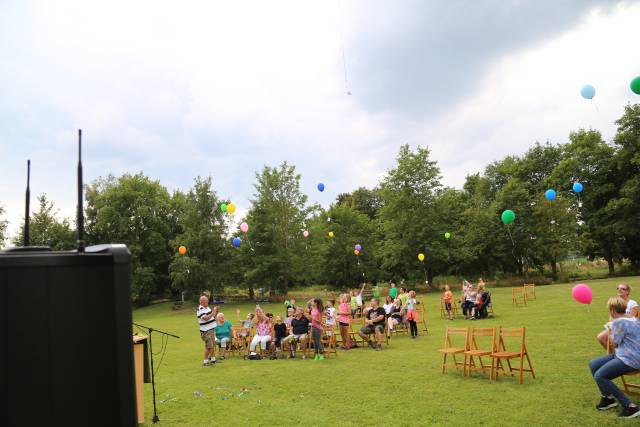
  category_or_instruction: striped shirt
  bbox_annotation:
[197,305,216,332]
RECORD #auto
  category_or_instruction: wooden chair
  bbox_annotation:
[463,328,496,377]
[417,302,429,333]
[606,328,640,395]
[385,315,408,344]
[437,327,470,375]
[440,299,459,319]
[524,284,536,301]
[490,327,535,384]
[321,325,338,357]
[512,287,526,307]
[440,299,447,319]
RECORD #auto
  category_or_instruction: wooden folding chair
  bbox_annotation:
[524,284,536,301]
[386,316,408,344]
[452,300,461,318]
[490,327,535,384]
[321,325,338,357]
[437,327,470,375]
[348,323,368,350]
[418,302,429,333]
[512,287,526,307]
[463,328,496,377]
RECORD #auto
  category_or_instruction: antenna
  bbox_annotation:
[77,129,85,254]
[24,160,31,246]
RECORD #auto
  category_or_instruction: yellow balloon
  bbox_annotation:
[418,253,425,262]
[227,202,237,214]
[328,231,334,238]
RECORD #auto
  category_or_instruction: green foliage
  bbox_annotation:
[0,204,8,248]
[11,194,76,250]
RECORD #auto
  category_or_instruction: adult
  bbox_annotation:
[597,284,639,349]
[284,307,295,329]
[382,295,394,315]
[196,295,218,366]
[214,312,234,360]
[387,298,403,334]
[589,297,640,418]
[389,281,398,300]
[249,307,272,356]
[283,307,310,358]
[358,298,386,351]
[463,282,476,320]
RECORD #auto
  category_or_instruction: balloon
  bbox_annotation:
[631,76,640,95]
[581,85,595,100]
[573,182,584,193]
[328,231,334,238]
[501,210,516,224]
[303,230,309,238]
[240,222,249,233]
[355,244,362,251]
[227,203,237,214]
[545,189,556,201]
[317,183,325,192]
[418,253,425,262]
[444,232,451,239]
[572,283,593,305]
[220,203,228,212]
[178,246,187,255]
[232,237,241,248]
[354,249,360,256]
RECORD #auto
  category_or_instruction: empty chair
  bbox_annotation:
[463,328,496,377]
[437,327,470,375]
[490,327,535,384]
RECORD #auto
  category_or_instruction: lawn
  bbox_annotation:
[133,277,640,426]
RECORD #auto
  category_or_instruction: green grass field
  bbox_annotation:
[133,277,640,426]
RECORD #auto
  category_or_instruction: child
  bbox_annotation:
[325,299,337,330]
[383,295,394,315]
[389,281,398,299]
[443,285,453,320]
[338,293,354,349]
[589,297,640,418]
[236,309,254,341]
[350,290,358,318]
[273,315,287,358]
[356,283,366,316]
[311,298,325,360]
[406,290,419,338]
[471,283,486,320]
[388,298,403,334]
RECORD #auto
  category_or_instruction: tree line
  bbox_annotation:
[1,104,639,305]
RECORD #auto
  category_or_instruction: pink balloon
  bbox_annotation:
[572,283,593,305]
[240,222,249,233]
[303,230,309,238]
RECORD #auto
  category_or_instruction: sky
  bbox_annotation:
[1,0,640,240]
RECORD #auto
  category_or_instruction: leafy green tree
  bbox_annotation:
[12,194,76,250]
[336,187,383,219]
[85,173,176,304]
[0,204,8,248]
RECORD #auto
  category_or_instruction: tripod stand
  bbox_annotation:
[133,322,180,423]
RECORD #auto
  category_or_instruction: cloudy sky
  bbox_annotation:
[1,0,640,239]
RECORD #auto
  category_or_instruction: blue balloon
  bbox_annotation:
[317,183,325,192]
[581,85,595,100]
[545,189,556,201]
[573,182,583,193]
[232,237,241,248]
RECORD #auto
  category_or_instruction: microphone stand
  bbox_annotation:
[132,323,180,423]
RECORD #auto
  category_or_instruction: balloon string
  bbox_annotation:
[506,226,518,263]
[592,99,599,112]
[337,0,350,94]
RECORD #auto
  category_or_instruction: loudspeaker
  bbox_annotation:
[0,244,136,427]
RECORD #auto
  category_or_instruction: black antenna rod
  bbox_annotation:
[77,129,85,254]
[24,159,30,247]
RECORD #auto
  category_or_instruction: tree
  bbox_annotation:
[336,187,383,219]
[0,204,8,248]
[12,194,76,250]
[242,162,317,295]
[85,173,176,304]
[169,177,231,297]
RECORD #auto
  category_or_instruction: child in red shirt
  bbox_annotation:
[443,285,453,320]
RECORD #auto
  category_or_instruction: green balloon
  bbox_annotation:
[444,232,451,239]
[501,209,516,224]
[220,203,228,212]
[631,76,640,95]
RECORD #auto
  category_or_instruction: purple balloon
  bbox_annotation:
[354,244,362,251]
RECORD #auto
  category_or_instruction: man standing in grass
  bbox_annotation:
[197,295,218,366]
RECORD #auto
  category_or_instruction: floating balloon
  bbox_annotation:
[571,283,593,305]
[501,210,516,224]
[232,237,241,248]
[227,203,237,214]
[303,230,309,238]
[317,183,325,192]
[220,203,228,213]
[580,85,595,100]
[240,222,249,233]
[545,189,556,201]
[328,231,334,238]
[354,249,360,256]
[418,253,425,262]
[573,182,584,193]
[631,76,640,95]
[178,245,187,255]
[355,244,362,251]
[444,232,451,239]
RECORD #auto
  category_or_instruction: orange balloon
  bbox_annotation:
[354,249,360,256]
[178,246,187,255]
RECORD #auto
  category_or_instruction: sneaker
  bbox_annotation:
[203,361,209,366]
[368,341,376,349]
[219,355,225,360]
[375,344,382,351]
[288,353,295,359]
[619,404,640,418]
[596,396,618,411]
[318,355,325,360]
[314,354,319,360]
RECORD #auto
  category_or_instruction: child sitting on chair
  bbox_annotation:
[443,285,453,320]
[273,315,287,358]
[236,310,254,339]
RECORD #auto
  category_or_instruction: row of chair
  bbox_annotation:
[437,326,535,384]
[512,284,536,307]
